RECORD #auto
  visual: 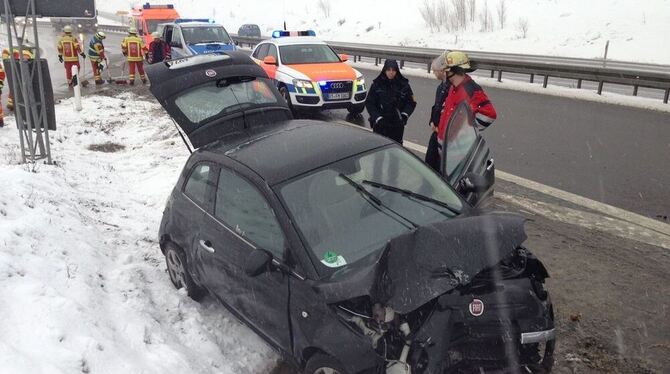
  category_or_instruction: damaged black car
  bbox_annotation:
[147,52,555,374]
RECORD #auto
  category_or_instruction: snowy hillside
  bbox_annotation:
[0,94,278,373]
[100,0,670,64]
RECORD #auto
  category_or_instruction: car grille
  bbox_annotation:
[322,80,353,101]
[443,322,521,372]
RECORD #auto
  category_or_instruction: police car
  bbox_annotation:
[157,19,237,59]
[251,30,367,115]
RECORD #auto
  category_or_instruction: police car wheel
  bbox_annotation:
[347,103,365,115]
[279,86,293,109]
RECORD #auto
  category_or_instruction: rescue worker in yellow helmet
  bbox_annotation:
[57,25,85,87]
[87,31,107,85]
[2,40,35,111]
[121,26,148,85]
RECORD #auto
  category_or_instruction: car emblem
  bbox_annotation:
[469,299,484,316]
[330,82,345,89]
[205,69,217,77]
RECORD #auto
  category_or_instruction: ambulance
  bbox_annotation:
[251,30,367,115]
[130,2,180,45]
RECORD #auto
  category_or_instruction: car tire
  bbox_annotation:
[164,243,207,301]
[304,353,348,374]
[347,103,365,116]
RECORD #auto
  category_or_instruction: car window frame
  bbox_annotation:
[213,165,288,260]
[254,43,270,59]
[182,161,216,213]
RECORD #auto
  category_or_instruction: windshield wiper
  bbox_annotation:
[362,180,461,216]
[338,174,417,229]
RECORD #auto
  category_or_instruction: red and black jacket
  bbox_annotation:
[437,74,496,144]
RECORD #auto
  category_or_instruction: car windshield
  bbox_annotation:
[279,44,340,64]
[146,19,174,33]
[173,77,279,124]
[182,26,232,44]
[279,146,464,274]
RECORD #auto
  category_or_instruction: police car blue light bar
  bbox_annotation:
[174,18,214,24]
[271,30,316,38]
[143,3,174,9]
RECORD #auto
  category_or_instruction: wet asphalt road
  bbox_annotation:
[30,25,670,221]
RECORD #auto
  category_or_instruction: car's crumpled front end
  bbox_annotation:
[321,212,555,373]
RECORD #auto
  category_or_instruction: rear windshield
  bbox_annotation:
[174,78,279,124]
[279,44,340,64]
[182,26,232,44]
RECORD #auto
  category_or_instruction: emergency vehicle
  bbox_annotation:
[251,30,367,115]
[156,19,236,59]
[130,2,180,45]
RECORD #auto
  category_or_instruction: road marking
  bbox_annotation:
[336,120,670,240]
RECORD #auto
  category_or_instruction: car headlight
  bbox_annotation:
[355,76,365,86]
[293,79,313,89]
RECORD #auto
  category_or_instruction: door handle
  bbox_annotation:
[199,240,215,253]
[486,158,495,171]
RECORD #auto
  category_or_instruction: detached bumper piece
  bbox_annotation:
[521,328,555,345]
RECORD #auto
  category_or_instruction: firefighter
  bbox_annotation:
[147,32,170,64]
[121,27,148,85]
[57,25,85,87]
[2,41,35,111]
[87,31,107,85]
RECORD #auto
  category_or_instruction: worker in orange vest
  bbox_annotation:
[2,41,35,111]
[56,25,85,87]
[121,27,148,85]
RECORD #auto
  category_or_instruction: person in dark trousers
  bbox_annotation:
[425,54,450,172]
[365,59,416,144]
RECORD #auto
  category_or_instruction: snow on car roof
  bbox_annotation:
[268,36,326,46]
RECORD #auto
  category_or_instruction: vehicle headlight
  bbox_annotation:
[355,76,365,86]
[78,24,82,28]
[293,79,313,89]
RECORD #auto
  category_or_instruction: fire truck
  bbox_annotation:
[130,2,180,45]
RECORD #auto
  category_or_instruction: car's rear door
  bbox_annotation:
[441,102,495,206]
[198,163,291,350]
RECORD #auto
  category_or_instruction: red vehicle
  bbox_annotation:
[130,2,180,45]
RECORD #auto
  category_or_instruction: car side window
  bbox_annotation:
[164,26,173,43]
[255,43,270,59]
[445,104,478,182]
[268,44,278,60]
[172,27,183,46]
[183,163,214,208]
[215,168,286,258]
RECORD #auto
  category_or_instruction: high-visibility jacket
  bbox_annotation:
[121,35,147,62]
[87,37,106,62]
[0,63,5,90]
[57,34,82,62]
[2,47,34,60]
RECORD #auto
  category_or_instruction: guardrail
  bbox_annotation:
[232,35,670,104]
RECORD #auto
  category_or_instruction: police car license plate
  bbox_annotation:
[327,92,350,100]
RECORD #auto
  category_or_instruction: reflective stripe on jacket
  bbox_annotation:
[121,35,146,62]
[57,35,81,62]
[88,38,105,61]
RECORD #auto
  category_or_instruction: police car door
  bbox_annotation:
[440,102,495,207]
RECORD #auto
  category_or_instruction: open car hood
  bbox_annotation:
[145,52,292,149]
[316,211,527,314]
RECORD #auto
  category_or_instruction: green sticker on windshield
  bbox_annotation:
[321,251,347,268]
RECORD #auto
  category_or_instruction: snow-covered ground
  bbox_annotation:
[0,93,278,373]
[100,0,670,64]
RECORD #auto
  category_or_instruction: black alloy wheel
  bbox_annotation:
[165,244,207,301]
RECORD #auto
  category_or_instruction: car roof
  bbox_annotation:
[201,120,395,185]
[265,36,326,46]
[171,22,224,27]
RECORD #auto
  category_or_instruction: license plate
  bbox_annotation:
[327,92,350,100]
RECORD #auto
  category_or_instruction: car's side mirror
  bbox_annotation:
[339,53,349,62]
[263,56,277,65]
[459,172,489,194]
[244,248,273,277]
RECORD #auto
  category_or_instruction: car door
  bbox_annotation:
[169,26,187,58]
[198,165,291,350]
[441,101,495,206]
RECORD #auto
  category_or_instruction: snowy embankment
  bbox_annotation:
[0,93,278,373]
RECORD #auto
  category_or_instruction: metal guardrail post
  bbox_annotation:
[577,79,582,89]
[490,70,494,78]
[664,88,669,104]
[543,76,549,88]
[530,73,534,83]
[497,70,502,82]
[633,85,639,96]
[427,62,431,73]
[597,82,604,95]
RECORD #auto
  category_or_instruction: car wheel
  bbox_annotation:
[304,354,347,374]
[279,85,297,115]
[347,103,365,116]
[165,244,207,301]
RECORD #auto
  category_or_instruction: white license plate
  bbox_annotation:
[327,93,350,100]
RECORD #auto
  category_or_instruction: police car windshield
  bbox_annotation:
[182,26,232,44]
[174,78,279,124]
[279,44,340,64]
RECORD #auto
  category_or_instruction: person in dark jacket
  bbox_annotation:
[147,32,171,64]
[425,54,450,172]
[365,59,416,144]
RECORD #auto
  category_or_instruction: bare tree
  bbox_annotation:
[479,0,494,32]
[317,0,331,18]
[468,0,476,23]
[451,0,467,30]
[419,0,439,31]
[497,0,507,29]
[516,17,529,38]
